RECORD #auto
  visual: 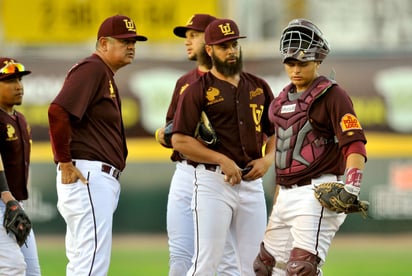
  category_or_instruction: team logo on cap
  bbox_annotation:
[123,19,136,32]
[185,15,195,26]
[218,23,235,36]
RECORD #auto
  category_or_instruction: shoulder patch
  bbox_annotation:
[340,113,362,131]
[179,83,189,95]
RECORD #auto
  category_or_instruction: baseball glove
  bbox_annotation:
[195,111,218,146]
[314,182,369,217]
[3,200,32,247]
[162,120,174,148]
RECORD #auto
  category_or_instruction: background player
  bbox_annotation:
[253,18,367,275]
[156,14,239,275]
[171,18,275,275]
[48,15,147,275]
[0,57,41,275]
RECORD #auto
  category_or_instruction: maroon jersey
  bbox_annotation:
[166,68,205,162]
[0,111,31,200]
[52,54,127,170]
[269,76,367,186]
[173,71,275,168]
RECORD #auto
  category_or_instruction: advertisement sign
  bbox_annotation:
[1,0,219,43]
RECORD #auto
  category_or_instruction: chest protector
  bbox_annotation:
[271,76,336,177]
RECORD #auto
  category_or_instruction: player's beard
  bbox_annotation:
[197,46,213,70]
[212,50,243,77]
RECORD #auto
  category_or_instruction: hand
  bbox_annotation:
[220,158,242,186]
[59,162,88,185]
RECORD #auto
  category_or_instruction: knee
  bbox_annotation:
[253,242,275,276]
[286,248,321,276]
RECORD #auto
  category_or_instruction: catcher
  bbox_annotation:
[0,57,40,275]
[253,19,368,276]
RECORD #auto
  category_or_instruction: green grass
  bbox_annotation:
[37,234,412,276]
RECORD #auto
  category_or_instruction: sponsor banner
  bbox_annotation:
[1,0,218,43]
[11,54,412,141]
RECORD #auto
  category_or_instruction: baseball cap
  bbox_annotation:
[97,15,148,41]
[173,14,217,38]
[0,58,31,81]
[205,18,246,45]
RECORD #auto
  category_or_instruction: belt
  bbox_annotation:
[59,161,121,180]
[196,163,224,175]
[204,164,224,174]
[279,180,311,189]
[101,164,121,180]
[185,161,224,174]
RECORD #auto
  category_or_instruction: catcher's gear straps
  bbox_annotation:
[286,248,321,276]
[253,242,276,276]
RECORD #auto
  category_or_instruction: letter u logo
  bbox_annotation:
[218,23,235,36]
[123,19,136,31]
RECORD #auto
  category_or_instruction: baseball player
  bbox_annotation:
[171,18,276,275]
[48,15,147,275]
[0,57,41,275]
[156,14,240,275]
[253,18,367,275]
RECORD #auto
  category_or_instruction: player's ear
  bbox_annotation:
[205,45,213,57]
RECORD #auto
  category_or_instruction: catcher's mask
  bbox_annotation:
[280,18,330,63]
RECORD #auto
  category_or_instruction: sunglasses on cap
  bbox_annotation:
[0,62,26,75]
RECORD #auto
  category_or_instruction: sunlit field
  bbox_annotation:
[37,233,412,275]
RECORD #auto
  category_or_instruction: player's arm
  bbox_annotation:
[172,133,242,185]
[48,103,87,184]
[242,135,275,181]
[0,155,15,204]
[342,141,366,196]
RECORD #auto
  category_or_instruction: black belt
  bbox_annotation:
[203,164,224,174]
[279,180,311,189]
[186,161,224,174]
[59,161,121,180]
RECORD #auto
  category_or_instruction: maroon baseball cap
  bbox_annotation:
[97,15,148,41]
[173,14,217,38]
[0,57,31,81]
[205,18,246,45]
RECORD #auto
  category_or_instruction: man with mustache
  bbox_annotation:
[48,15,147,276]
[171,18,276,275]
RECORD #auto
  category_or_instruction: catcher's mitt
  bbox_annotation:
[314,182,369,217]
[195,111,218,146]
[3,200,32,247]
[162,120,174,148]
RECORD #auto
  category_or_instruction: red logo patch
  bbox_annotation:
[340,113,362,131]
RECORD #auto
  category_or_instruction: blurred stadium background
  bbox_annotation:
[1,0,412,235]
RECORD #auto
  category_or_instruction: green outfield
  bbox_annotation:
[37,233,412,276]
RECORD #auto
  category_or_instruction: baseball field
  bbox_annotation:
[36,233,412,275]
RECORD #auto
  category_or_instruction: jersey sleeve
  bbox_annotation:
[172,79,204,136]
[326,85,367,147]
[52,61,106,119]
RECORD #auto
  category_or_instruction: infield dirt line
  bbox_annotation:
[36,233,412,249]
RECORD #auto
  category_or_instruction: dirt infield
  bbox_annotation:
[37,232,412,249]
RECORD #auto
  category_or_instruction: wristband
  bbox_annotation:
[344,168,363,195]
[155,128,161,143]
[0,171,10,193]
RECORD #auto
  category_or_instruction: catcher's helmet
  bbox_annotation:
[280,18,330,63]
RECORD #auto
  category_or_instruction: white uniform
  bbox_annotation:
[0,201,41,276]
[264,175,346,275]
[56,159,120,276]
[186,165,267,276]
[167,161,240,276]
